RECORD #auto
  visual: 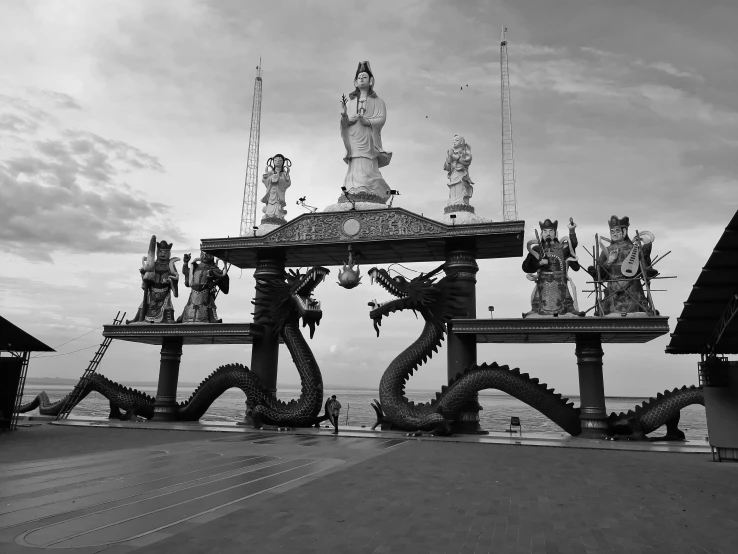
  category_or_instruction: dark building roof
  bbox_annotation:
[201,208,525,269]
[666,209,738,355]
[0,315,55,353]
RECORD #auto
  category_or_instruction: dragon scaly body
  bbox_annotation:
[368,265,704,439]
[19,267,331,427]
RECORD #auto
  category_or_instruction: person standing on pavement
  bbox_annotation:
[327,395,342,434]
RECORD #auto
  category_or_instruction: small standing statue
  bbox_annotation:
[522,218,584,318]
[127,236,180,324]
[339,61,392,205]
[444,135,474,212]
[177,251,230,323]
[260,154,291,225]
[587,215,657,316]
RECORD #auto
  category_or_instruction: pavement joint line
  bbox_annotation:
[0,448,171,474]
[113,458,344,550]
[40,417,712,455]
[0,454,267,515]
[0,451,231,501]
[22,458,339,548]
[0,450,225,491]
[8,456,288,526]
[0,456,282,528]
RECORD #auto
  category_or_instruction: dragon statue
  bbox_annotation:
[367,265,704,439]
[19,267,332,428]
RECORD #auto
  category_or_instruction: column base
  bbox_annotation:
[153,400,179,421]
[450,400,489,435]
[713,446,738,462]
[578,416,610,439]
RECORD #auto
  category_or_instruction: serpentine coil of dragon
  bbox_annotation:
[367,264,704,440]
[18,267,333,428]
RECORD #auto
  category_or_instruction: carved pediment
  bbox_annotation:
[261,209,447,244]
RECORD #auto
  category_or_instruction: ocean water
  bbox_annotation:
[21,385,709,443]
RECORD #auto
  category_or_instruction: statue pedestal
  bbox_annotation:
[323,201,387,213]
[255,221,285,237]
[437,204,492,226]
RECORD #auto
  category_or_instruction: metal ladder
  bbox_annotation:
[10,351,31,431]
[55,311,125,421]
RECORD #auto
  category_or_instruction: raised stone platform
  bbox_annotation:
[201,207,524,268]
[451,316,670,344]
[103,323,268,346]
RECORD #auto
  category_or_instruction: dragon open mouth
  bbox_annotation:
[367,267,421,336]
[294,266,329,313]
[291,266,330,336]
[368,267,409,309]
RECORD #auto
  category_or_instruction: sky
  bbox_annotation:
[1,0,736,401]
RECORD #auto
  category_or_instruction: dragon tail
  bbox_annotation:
[17,375,154,419]
[431,363,582,436]
[610,385,704,435]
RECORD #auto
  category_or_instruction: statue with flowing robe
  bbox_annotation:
[126,236,180,324]
[177,251,229,323]
[340,61,393,204]
[444,135,474,208]
[587,215,657,316]
[522,219,583,318]
[260,154,291,224]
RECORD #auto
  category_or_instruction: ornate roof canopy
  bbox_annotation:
[201,208,524,268]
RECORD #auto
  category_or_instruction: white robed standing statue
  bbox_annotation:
[260,153,291,225]
[339,61,393,205]
[444,135,474,209]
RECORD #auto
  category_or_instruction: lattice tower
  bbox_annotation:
[240,62,263,236]
[500,28,518,221]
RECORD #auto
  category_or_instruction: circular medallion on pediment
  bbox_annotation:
[342,218,361,236]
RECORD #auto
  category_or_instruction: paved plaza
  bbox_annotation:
[1,423,736,553]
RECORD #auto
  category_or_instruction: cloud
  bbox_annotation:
[0,89,182,262]
[35,89,83,110]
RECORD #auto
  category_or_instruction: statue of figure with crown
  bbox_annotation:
[177,250,229,323]
[337,61,393,206]
[522,218,584,318]
[127,235,180,324]
[587,215,657,316]
[260,153,291,225]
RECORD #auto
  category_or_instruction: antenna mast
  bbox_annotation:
[500,28,518,221]
[240,60,263,236]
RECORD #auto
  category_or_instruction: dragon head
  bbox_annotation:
[367,264,468,336]
[253,266,330,338]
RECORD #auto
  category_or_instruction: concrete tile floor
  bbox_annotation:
[1,423,735,553]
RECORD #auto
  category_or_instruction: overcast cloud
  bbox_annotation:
[0,0,736,401]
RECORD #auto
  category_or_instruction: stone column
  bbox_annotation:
[575,333,609,439]
[250,255,285,396]
[444,244,485,434]
[153,336,183,421]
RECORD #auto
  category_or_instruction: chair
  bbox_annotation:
[509,416,522,436]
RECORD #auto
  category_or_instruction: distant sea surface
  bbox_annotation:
[21,386,709,443]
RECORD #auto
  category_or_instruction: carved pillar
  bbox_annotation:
[444,244,485,434]
[153,336,183,421]
[250,255,285,396]
[575,334,609,439]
